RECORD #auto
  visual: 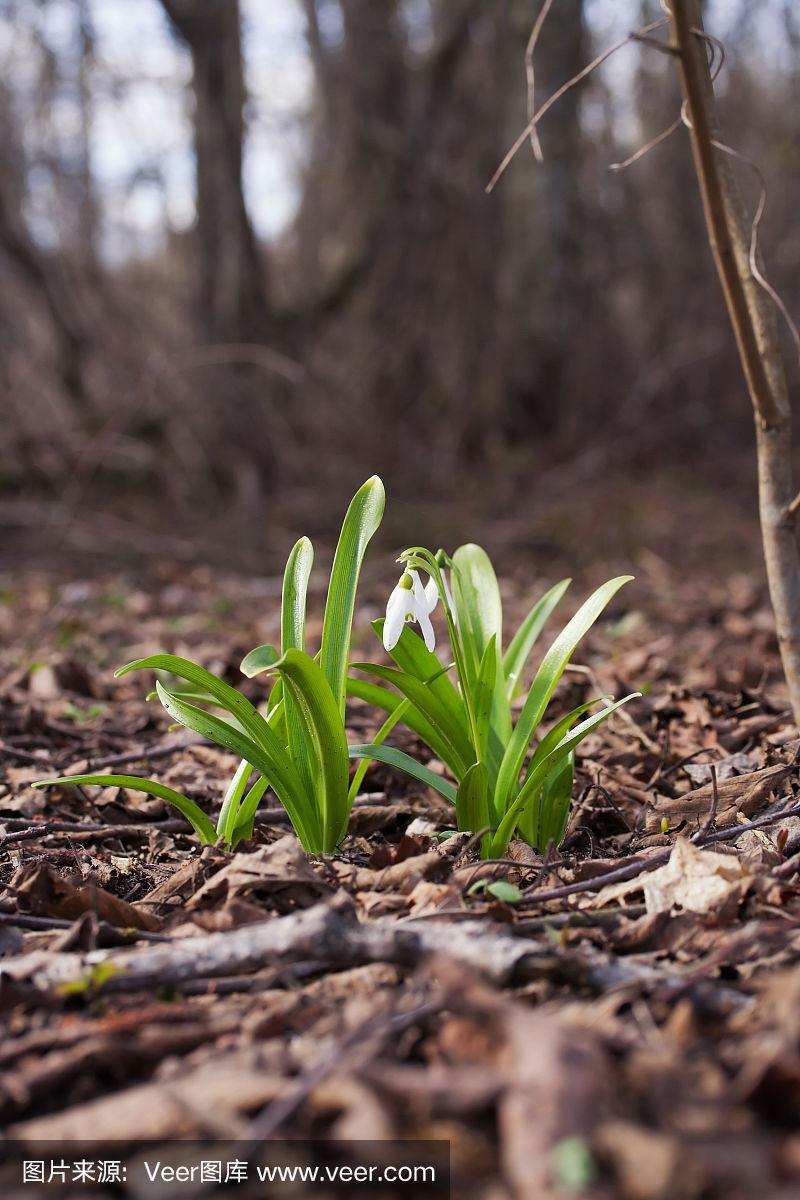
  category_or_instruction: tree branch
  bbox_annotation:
[668,0,800,723]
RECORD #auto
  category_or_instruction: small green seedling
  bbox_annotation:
[466,879,523,903]
[350,545,638,858]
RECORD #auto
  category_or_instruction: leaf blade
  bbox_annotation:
[349,743,458,804]
[273,648,350,849]
[503,578,571,700]
[33,774,217,844]
[320,476,385,716]
[495,576,633,813]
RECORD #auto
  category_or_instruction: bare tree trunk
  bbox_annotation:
[160,0,269,343]
[0,186,90,407]
[669,0,800,720]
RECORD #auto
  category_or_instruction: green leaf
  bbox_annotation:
[281,538,316,798]
[350,663,474,779]
[486,880,523,903]
[240,644,279,679]
[33,773,217,844]
[494,576,633,814]
[217,758,253,844]
[490,693,640,856]
[373,616,469,731]
[347,676,462,778]
[230,775,270,846]
[349,744,457,805]
[526,696,609,779]
[473,636,498,766]
[117,654,274,751]
[451,544,503,668]
[515,697,602,845]
[451,546,511,767]
[503,578,571,700]
[320,476,385,716]
[282,536,314,654]
[455,762,491,857]
[273,648,350,849]
[346,696,411,806]
[154,681,321,852]
[465,878,522,902]
[536,752,575,851]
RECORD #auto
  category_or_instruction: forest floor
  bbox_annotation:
[2,533,800,1199]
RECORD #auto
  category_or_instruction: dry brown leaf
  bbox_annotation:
[643,763,791,832]
[597,837,750,916]
[186,836,330,914]
[10,861,160,931]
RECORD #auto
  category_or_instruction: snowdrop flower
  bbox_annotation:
[383,569,439,652]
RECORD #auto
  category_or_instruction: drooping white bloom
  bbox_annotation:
[383,569,439,652]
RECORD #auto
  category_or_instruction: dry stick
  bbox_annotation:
[0,825,52,849]
[524,0,555,163]
[486,17,667,192]
[74,733,208,773]
[668,0,800,723]
[700,763,719,837]
[519,798,800,907]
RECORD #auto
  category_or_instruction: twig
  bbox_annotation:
[519,799,800,907]
[524,0,555,163]
[609,115,682,173]
[0,825,52,849]
[75,734,208,773]
[487,17,667,193]
[699,763,719,837]
[0,739,48,766]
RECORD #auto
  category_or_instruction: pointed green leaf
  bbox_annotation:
[154,681,321,852]
[495,576,633,813]
[490,693,640,856]
[240,644,279,679]
[33,774,217,844]
[537,752,575,851]
[280,537,316,798]
[349,743,457,804]
[273,648,350,849]
[372,617,468,729]
[456,762,491,857]
[473,636,498,766]
[347,676,461,777]
[503,578,571,699]
[217,758,253,844]
[350,663,474,779]
[231,775,270,846]
[117,654,274,751]
[320,476,385,716]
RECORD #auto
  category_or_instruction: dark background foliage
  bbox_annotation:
[0,0,797,571]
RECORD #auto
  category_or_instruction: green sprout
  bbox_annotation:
[36,477,386,855]
[350,544,639,858]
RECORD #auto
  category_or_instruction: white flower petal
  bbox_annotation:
[416,603,436,652]
[423,575,439,613]
[384,586,411,651]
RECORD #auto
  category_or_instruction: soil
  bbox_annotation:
[2,542,800,1200]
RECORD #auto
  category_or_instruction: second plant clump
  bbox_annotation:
[37,476,638,859]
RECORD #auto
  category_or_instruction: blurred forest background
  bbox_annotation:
[0,0,798,571]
